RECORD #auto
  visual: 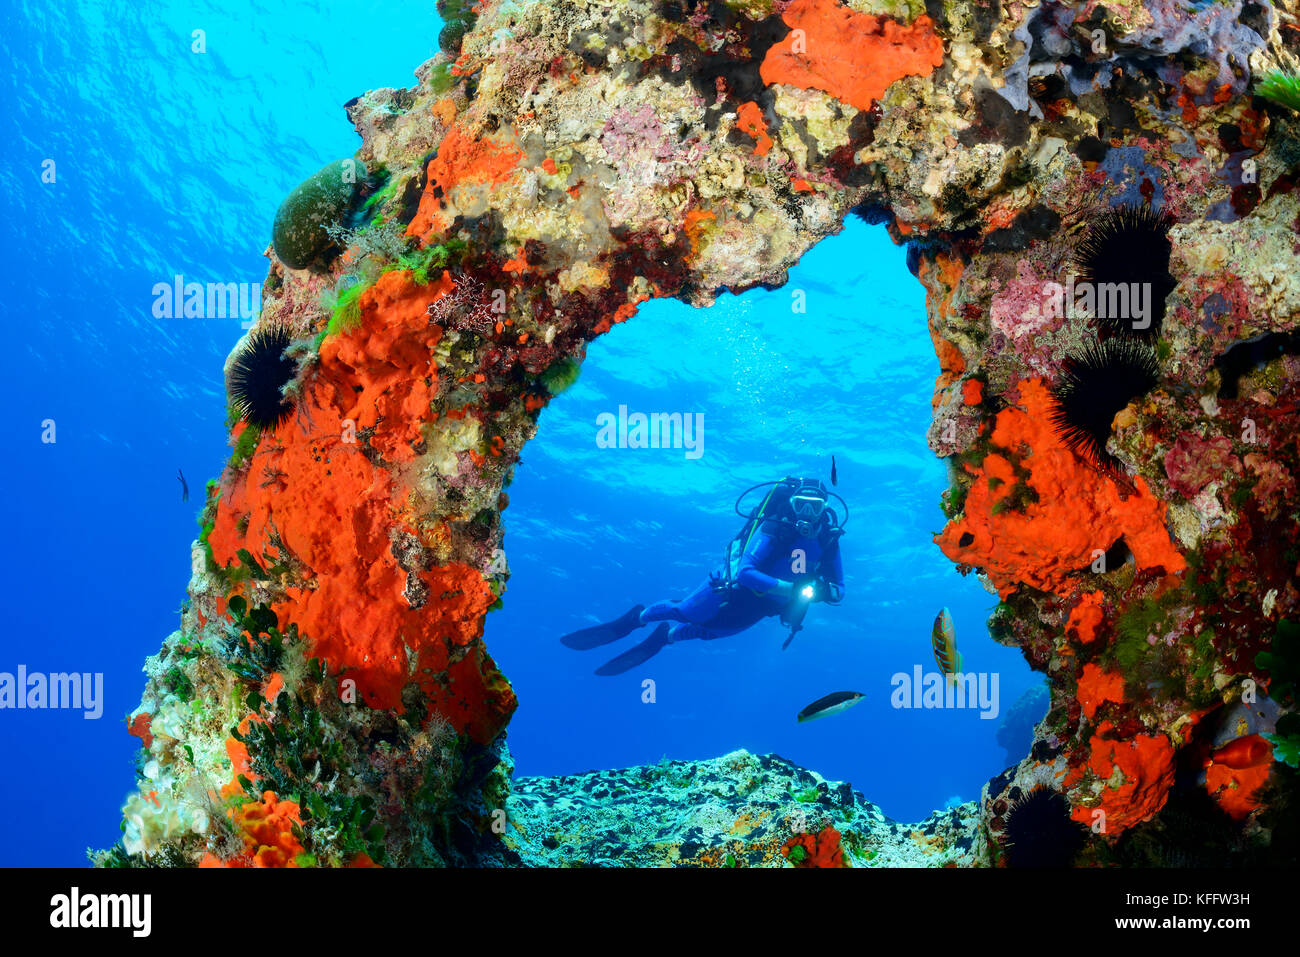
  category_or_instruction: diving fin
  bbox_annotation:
[560,604,646,650]
[594,623,671,676]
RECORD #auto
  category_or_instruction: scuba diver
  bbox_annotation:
[560,476,847,675]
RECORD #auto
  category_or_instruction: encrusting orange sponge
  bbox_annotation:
[760,0,944,111]
[1065,591,1105,644]
[1066,728,1176,835]
[207,268,516,738]
[199,791,304,868]
[318,269,453,463]
[1076,662,1126,720]
[781,825,847,867]
[407,125,524,241]
[936,379,1185,598]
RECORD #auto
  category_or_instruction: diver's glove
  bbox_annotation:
[822,581,844,604]
[709,571,730,593]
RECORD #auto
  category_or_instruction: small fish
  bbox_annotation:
[797,690,865,723]
[831,455,838,487]
[932,607,964,677]
[177,468,189,502]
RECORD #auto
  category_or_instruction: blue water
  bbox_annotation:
[2,1,1040,866]
[489,223,1042,820]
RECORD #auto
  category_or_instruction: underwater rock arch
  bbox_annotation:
[110,0,1300,866]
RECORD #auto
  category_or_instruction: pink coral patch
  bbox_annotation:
[1163,432,1238,498]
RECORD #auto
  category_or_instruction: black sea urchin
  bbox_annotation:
[1073,204,1176,338]
[1003,787,1089,868]
[229,324,297,430]
[1049,337,1160,471]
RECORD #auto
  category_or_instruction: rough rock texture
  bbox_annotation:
[101,0,1300,867]
[497,750,979,867]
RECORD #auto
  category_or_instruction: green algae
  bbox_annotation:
[196,481,222,576]
[940,476,970,519]
[327,283,368,335]
[1256,70,1300,113]
[428,60,458,95]
[539,356,581,395]
[397,238,469,285]
[1267,713,1300,769]
[161,665,195,703]
[229,421,262,470]
[358,169,397,219]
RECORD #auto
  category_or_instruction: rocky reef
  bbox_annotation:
[497,750,978,867]
[100,0,1300,867]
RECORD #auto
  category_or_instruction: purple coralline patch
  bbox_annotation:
[1099,146,1166,208]
[1200,291,1232,334]
[1207,153,1263,222]
[599,105,700,181]
[1137,140,1215,219]
[1171,273,1258,379]
[1196,275,1254,340]
[987,258,1076,376]
[1129,0,1270,93]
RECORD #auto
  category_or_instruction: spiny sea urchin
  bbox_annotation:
[1073,203,1176,339]
[1002,787,1088,868]
[228,324,297,430]
[1049,337,1160,472]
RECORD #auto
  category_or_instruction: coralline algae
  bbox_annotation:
[498,750,979,867]
[103,0,1300,867]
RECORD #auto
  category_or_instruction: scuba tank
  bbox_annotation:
[718,481,791,592]
[717,476,848,647]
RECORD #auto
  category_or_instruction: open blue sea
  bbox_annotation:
[2,1,1041,866]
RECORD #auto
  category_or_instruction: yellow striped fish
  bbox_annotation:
[932,607,964,679]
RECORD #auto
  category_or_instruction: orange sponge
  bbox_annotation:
[782,825,847,867]
[200,791,305,868]
[1076,662,1126,720]
[760,0,944,111]
[1205,735,1272,820]
[407,125,524,241]
[1066,730,1176,834]
[936,379,1185,598]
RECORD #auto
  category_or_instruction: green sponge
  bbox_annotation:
[272,158,369,270]
[437,0,478,55]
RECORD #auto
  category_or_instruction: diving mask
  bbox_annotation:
[789,483,828,537]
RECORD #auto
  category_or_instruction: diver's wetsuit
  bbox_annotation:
[559,483,847,674]
[641,518,845,643]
